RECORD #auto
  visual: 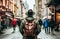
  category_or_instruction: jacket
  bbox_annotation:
[43,19,48,28]
[11,19,17,26]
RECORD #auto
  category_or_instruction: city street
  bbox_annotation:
[0,26,60,39]
[0,0,60,39]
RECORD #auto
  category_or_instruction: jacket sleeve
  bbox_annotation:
[19,20,25,35]
[35,22,41,35]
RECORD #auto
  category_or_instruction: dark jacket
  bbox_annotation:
[48,20,55,28]
[38,19,42,26]
[17,19,21,26]
[1,20,6,26]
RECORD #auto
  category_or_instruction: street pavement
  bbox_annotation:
[0,26,60,39]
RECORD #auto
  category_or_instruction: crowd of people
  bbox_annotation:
[43,17,55,34]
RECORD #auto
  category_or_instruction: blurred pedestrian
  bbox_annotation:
[48,19,51,33]
[38,19,42,28]
[48,19,55,34]
[11,18,17,33]
[43,18,48,33]
[9,18,12,27]
[0,16,3,34]
[17,18,21,30]
[1,18,6,33]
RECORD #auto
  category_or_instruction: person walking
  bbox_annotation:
[17,18,21,30]
[43,18,48,33]
[38,19,42,27]
[38,18,42,32]
[11,18,17,33]
[48,19,55,34]
[48,19,51,33]
[1,18,6,34]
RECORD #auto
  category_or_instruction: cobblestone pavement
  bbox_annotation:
[0,27,60,39]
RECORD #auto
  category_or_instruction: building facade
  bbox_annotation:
[47,0,60,31]
[35,0,39,19]
[19,0,26,19]
[35,0,45,19]
[35,0,52,19]
[0,0,14,18]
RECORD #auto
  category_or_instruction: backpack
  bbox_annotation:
[20,17,41,36]
[24,20,35,36]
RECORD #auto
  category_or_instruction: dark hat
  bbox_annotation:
[26,9,34,17]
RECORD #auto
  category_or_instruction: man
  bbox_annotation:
[17,18,21,30]
[48,19,55,34]
[1,18,6,31]
[38,19,42,28]
[20,9,41,39]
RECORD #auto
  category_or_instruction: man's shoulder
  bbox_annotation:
[21,19,25,23]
